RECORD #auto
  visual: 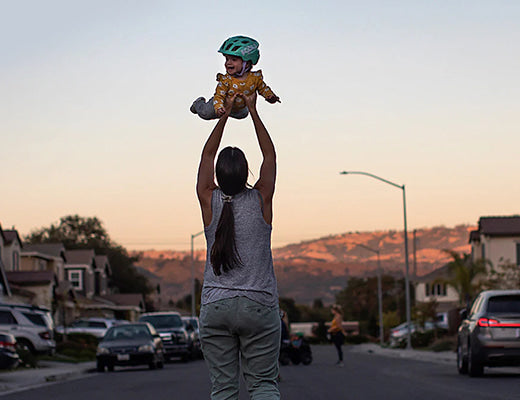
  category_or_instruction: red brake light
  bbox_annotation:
[478,318,520,328]
[39,331,51,340]
[0,341,16,349]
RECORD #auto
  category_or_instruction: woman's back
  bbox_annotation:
[202,188,278,307]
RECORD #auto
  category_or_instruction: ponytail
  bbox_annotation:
[210,200,242,275]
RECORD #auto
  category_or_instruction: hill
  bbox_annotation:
[133,224,474,305]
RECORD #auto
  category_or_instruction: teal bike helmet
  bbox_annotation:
[218,36,260,65]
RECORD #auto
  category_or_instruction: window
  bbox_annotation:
[481,244,486,261]
[88,321,107,328]
[425,283,430,296]
[426,282,446,297]
[22,312,46,327]
[39,260,46,271]
[0,311,17,325]
[68,270,83,290]
[487,295,520,314]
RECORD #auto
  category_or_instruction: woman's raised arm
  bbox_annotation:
[197,96,235,226]
[243,92,276,224]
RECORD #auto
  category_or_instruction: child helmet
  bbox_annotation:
[218,36,260,65]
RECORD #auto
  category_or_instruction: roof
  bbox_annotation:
[94,255,111,274]
[3,230,23,247]
[65,249,96,265]
[23,243,67,260]
[414,264,453,283]
[478,216,520,237]
[6,271,56,286]
[469,230,480,243]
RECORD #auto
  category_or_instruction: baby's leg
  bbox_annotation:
[230,107,249,120]
[190,97,217,120]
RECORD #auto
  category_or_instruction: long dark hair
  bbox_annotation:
[210,147,248,275]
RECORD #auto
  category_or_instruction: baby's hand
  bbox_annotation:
[266,94,281,104]
[216,107,226,117]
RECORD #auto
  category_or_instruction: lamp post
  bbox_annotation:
[356,243,384,346]
[340,170,412,350]
[191,231,204,317]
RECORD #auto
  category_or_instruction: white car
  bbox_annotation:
[389,321,436,347]
[0,303,56,354]
[56,318,128,338]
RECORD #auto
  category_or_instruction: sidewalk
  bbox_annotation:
[0,360,95,396]
[348,343,456,364]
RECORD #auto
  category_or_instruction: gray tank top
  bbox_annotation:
[201,188,279,307]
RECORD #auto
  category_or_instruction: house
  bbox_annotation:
[22,243,67,280]
[469,215,520,269]
[64,249,97,298]
[94,255,111,296]
[19,243,75,324]
[2,229,23,272]
[414,264,460,333]
[5,271,57,309]
[0,226,12,298]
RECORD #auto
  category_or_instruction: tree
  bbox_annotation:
[25,215,152,295]
[486,260,520,290]
[443,250,488,308]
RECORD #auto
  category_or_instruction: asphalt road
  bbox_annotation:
[3,345,520,400]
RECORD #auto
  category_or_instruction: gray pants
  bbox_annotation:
[191,97,249,120]
[200,296,281,400]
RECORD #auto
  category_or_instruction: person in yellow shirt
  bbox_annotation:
[328,304,347,367]
[190,35,280,120]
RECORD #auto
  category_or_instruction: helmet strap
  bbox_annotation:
[233,61,251,77]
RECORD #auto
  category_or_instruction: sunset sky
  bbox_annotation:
[2,1,519,251]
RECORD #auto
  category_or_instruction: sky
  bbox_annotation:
[1,1,519,251]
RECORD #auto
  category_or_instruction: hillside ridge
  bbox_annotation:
[134,224,474,304]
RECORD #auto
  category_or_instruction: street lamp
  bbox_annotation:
[356,243,384,346]
[340,170,412,350]
[191,231,204,317]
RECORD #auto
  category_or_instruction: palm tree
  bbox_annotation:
[443,250,488,308]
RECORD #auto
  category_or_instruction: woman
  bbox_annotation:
[328,304,347,367]
[196,92,280,400]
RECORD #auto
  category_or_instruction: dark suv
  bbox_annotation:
[457,290,520,377]
[138,312,192,361]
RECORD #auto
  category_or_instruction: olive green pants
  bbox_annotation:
[200,296,281,400]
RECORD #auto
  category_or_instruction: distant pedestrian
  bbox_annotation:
[197,91,280,399]
[328,304,347,367]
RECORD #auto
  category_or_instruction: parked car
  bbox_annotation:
[389,321,436,347]
[0,303,55,354]
[139,312,192,361]
[457,290,520,377]
[0,332,20,369]
[96,322,165,372]
[56,318,128,338]
[182,316,201,358]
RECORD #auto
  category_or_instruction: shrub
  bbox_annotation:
[16,348,38,368]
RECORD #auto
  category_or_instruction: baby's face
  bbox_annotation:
[224,55,243,75]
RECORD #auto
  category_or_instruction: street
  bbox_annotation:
[2,345,520,400]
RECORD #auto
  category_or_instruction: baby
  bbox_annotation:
[190,35,280,120]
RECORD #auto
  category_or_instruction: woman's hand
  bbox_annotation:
[242,91,258,112]
[220,94,236,117]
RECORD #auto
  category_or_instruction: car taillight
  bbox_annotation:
[478,318,520,328]
[0,341,15,349]
[39,331,51,340]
